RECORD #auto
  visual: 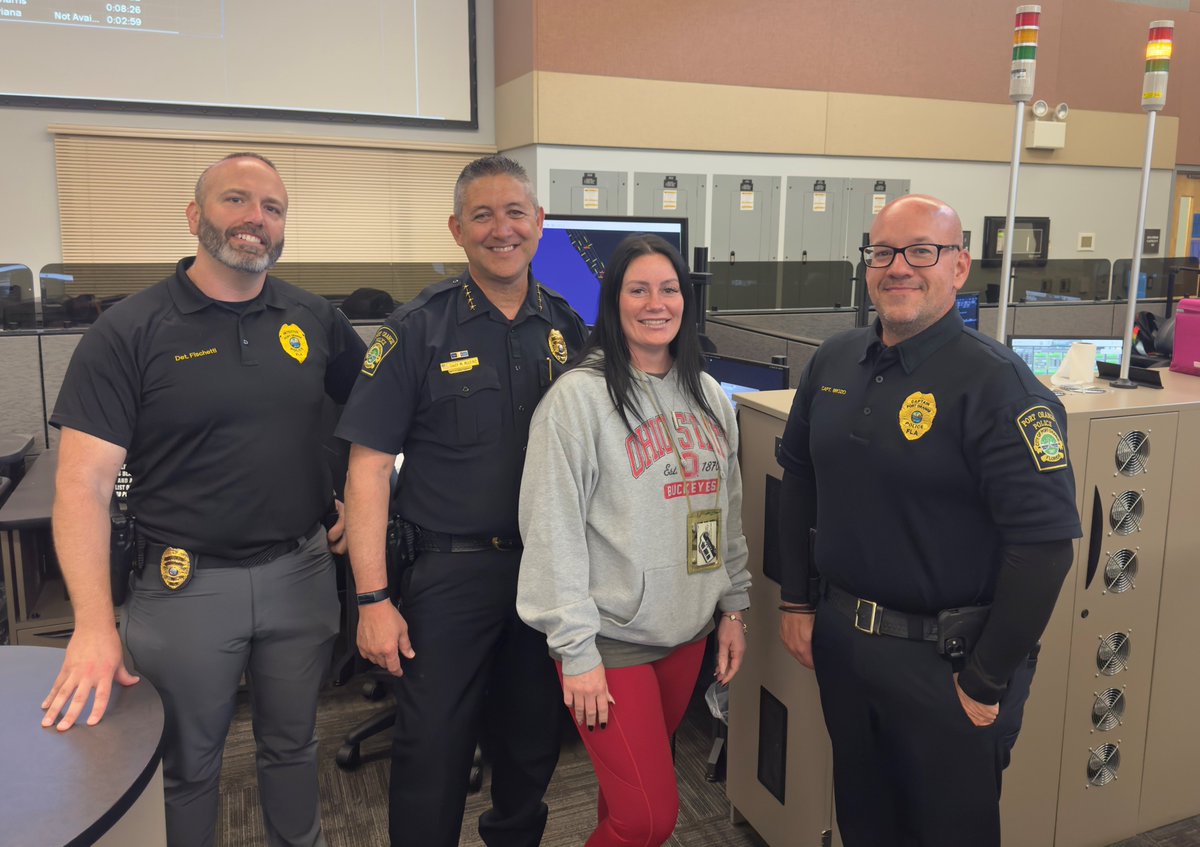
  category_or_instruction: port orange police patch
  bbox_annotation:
[361,327,398,377]
[1017,405,1069,472]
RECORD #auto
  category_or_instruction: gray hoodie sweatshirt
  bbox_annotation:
[516,357,751,676]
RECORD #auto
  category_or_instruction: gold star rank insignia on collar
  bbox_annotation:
[548,329,568,364]
[898,392,936,441]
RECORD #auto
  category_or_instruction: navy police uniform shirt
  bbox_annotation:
[777,308,1082,615]
[335,272,588,537]
[51,258,366,558]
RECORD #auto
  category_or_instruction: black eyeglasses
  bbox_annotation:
[860,243,961,269]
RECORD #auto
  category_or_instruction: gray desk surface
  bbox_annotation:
[0,646,164,847]
[0,449,55,529]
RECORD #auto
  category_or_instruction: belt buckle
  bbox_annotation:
[490,536,512,551]
[854,598,880,634]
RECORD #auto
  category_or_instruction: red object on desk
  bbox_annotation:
[1170,298,1200,377]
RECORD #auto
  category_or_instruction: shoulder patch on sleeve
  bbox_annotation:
[1016,404,1069,472]
[361,327,398,377]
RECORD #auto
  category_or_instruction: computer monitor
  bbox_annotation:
[955,291,979,329]
[1007,335,1124,377]
[532,215,688,325]
[703,353,790,408]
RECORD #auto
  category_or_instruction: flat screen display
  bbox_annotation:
[0,0,477,127]
[703,352,789,408]
[1007,336,1123,377]
[955,291,979,329]
[532,215,688,326]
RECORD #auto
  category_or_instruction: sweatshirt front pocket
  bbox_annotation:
[602,564,708,647]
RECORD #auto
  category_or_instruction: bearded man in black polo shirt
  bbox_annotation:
[41,152,365,847]
[777,195,1081,847]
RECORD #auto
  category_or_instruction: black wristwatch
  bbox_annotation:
[356,589,391,606]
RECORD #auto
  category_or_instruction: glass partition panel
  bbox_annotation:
[709,261,854,311]
[1111,256,1199,301]
[0,264,37,330]
[38,261,469,327]
[780,261,856,309]
[968,259,1112,303]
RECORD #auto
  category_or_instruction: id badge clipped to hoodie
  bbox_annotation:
[687,508,722,574]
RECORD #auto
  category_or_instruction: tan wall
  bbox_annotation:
[499,0,1199,164]
[498,71,1178,169]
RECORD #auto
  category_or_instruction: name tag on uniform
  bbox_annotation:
[440,356,480,374]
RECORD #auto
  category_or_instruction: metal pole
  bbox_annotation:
[995,102,1026,343]
[995,5,1041,341]
[1111,19,1174,388]
[1111,110,1157,388]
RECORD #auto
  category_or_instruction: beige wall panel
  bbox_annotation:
[496,73,539,151]
[1019,111,1178,170]
[824,94,1013,162]
[535,73,827,154]
[825,94,1178,168]
[495,0,536,85]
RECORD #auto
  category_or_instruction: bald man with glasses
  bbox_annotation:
[776,195,1081,846]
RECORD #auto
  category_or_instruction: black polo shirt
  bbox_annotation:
[51,258,365,558]
[778,308,1081,615]
[335,272,588,537]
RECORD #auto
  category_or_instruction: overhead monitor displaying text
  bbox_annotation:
[0,0,477,127]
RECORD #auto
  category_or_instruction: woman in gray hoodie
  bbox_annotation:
[517,234,751,847]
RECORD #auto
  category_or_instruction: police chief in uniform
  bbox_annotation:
[338,155,588,847]
[41,153,365,847]
[777,195,1082,847]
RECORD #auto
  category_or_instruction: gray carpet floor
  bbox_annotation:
[217,680,1200,847]
[217,680,765,846]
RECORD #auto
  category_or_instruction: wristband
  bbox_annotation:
[779,603,816,615]
[356,588,390,606]
[724,613,748,633]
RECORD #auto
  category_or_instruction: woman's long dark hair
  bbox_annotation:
[573,234,717,431]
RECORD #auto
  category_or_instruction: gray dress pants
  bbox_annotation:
[123,529,339,847]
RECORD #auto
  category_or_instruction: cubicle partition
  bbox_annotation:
[0,264,37,331]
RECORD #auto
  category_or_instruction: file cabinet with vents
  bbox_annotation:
[729,371,1200,847]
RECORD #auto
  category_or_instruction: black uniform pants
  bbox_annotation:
[387,549,562,847]
[811,603,1036,847]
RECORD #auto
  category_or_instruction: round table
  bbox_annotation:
[0,645,165,847]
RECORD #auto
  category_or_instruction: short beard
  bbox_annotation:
[197,213,284,274]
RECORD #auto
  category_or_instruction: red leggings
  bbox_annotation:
[557,638,707,847]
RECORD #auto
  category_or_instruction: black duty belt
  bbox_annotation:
[417,530,522,553]
[824,582,939,643]
[143,521,323,571]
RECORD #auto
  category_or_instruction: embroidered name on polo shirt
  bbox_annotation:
[899,391,937,441]
[361,327,398,377]
[174,347,218,362]
[1017,405,1069,472]
[820,385,847,395]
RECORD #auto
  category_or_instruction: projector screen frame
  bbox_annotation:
[0,0,479,130]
